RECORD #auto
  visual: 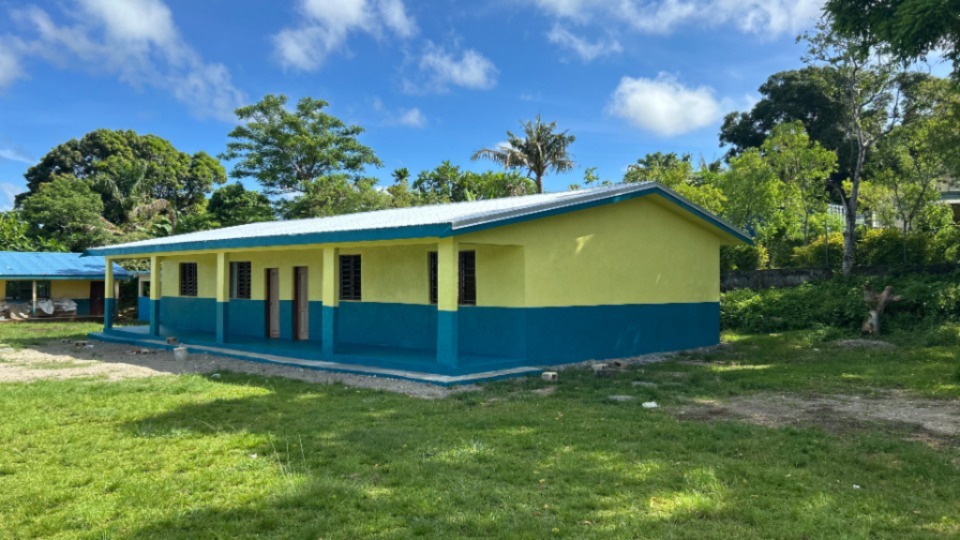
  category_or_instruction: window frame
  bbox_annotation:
[179,263,198,297]
[5,281,51,301]
[339,254,362,301]
[427,250,476,306]
[229,261,252,300]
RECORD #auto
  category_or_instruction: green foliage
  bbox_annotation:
[623,152,726,214]
[722,271,960,333]
[221,94,382,200]
[19,177,107,251]
[22,128,226,225]
[720,148,781,231]
[827,0,960,77]
[720,244,769,271]
[789,232,845,269]
[207,183,275,227]
[857,228,930,266]
[0,211,66,252]
[720,67,852,178]
[471,114,575,193]
[413,161,535,204]
[283,176,388,219]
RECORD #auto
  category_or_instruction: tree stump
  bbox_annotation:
[862,285,902,335]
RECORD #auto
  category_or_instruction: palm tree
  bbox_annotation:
[471,114,575,193]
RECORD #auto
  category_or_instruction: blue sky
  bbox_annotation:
[0,0,828,209]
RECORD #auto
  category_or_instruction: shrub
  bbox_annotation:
[857,228,929,267]
[720,244,769,271]
[788,232,844,270]
[721,271,960,333]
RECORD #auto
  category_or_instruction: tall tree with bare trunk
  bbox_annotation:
[471,114,575,193]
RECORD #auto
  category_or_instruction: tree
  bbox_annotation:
[207,183,275,227]
[411,162,537,204]
[719,67,850,176]
[471,114,575,193]
[803,21,907,274]
[283,176,388,219]
[826,0,960,77]
[872,79,956,237]
[386,168,417,208]
[21,129,226,225]
[623,152,726,214]
[761,121,838,240]
[720,149,782,232]
[19,177,107,251]
[0,212,65,252]
[221,94,382,200]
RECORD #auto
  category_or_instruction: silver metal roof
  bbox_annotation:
[86,183,750,257]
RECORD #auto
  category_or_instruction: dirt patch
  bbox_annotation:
[675,392,960,444]
[0,341,475,399]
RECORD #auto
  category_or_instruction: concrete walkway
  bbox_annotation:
[90,331,543,386]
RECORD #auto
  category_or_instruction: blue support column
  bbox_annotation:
[104,259,114,330]
[149,255,161,337]
[437,310,458,368]
[321,305,337,357]
[215,252,229,344]
[436,238,459,368]
[321,246,339,357]
[149,299,160,336]
[104,298,115,330]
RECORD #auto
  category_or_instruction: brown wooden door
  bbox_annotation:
[294,267,309,340]
[266,269,280,339]
[89,281,105,317]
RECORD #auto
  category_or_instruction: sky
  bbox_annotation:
[0,0,831,210]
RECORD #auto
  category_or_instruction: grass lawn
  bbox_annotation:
[1,323,959,539]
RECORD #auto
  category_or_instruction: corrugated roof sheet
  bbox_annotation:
[86,183,751,257]
[0,252,130,279]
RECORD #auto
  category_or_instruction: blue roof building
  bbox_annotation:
[0,252,129,318]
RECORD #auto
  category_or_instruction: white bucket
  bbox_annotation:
[173,346,188,361]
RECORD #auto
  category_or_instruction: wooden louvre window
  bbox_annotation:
[427,250,476,306]
[458,251,477,305]
[428,252,439,304]
[339,255,362,301]
[179,263,198,297]
[230,262,252,299]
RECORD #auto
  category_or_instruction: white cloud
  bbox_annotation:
[607,73,724,136]
[532,0,824,38]
[547,25,622,61]
[396,107,426,127]
[0,182,23,211]
[0,43,24,87]
[3,0,244,121]
[0,148,34,165]
[408,42,498,93]
[372,98,426,127]
[274,0,417,71]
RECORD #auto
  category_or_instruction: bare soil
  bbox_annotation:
[676,392,960,446]
[0,340,474,399]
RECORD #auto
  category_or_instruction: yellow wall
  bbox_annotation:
[344,244,433,305]
[51,280,93,299]
[160,250,325,301]
[459,196,724,306]
[143,194,728,308]
[0,279,93,299]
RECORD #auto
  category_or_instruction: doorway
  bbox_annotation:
[89,281,105,317]
[265,268,280,339]
[293,266,309,340]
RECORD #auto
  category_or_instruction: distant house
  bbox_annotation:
[86,183,750,383]
[0,252,130,319]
